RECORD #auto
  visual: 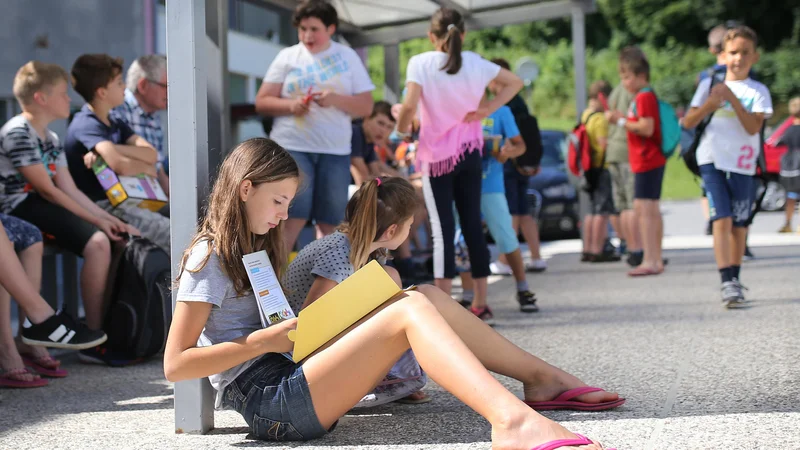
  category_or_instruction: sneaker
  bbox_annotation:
[721,281,744,308]
[526,259,547,273]
[469,306,495,325]
[517,291,539,313]
[619,239,627,256]
[778,224,792,233]
[79,344,144,367]
[592,252,622,263]
[489,261,513,276]
[21,311,107,350]
[705,221,712,236]
[743,247,755,261]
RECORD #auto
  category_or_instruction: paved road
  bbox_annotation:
[2,230,798,449]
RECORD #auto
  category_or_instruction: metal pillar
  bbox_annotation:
[571,3,587,117]
[166,0,215,434]
[383,43,400,103]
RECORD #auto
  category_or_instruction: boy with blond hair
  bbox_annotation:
[606,47,666,277]
[683,26,772,308]
[0,61,127,364]
[65,54,171,255]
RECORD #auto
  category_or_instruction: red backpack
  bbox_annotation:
[567,112,600,176]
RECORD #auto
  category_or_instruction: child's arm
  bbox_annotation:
[93,141,158,177]
[682,79,723,129]
[711,84,765,135]
[113,134,159,165]
[53,167,139,237]
[300,276,338,311]
[624,117,654,138]
[497,135,525,163]
[397,83,422,136]
[164,301,297,382]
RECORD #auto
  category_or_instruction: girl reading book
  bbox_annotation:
[165,140,620,449]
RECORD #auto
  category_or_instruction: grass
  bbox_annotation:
[538,116,701,201]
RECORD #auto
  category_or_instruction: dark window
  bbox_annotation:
[229,0,297,45]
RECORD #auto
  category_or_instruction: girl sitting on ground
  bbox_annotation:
[164,139,621,450]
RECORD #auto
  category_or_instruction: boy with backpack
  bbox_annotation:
[777,97,800,234]
[579,81,620,262]
[606,47,666,277]
[683,26,772,307]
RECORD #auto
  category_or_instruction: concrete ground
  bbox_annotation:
[2,201,799,450]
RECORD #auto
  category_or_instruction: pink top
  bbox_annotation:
[405,51,501,177]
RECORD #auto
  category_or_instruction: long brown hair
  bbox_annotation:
[177,138,300,296]
[339,177,419,270]
[431,8,464,75]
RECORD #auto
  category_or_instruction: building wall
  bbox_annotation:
[0,0,147,136]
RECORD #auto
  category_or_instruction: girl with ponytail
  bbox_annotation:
[279,176,622,448]
[395,8,525,312]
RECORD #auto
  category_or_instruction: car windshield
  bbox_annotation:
[540,132,567,168]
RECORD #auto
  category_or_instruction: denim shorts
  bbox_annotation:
[288,150,351,225]
[634,165,665,200]
[0,213,42,252]
[482,192,519,254]
[221,353,331,442]
[699,164,755,227]
[503,173,530,216]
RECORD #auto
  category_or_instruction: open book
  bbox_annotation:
[288,260,413,362]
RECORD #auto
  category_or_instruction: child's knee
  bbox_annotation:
[384,266,402,287]
[83,231,111,257]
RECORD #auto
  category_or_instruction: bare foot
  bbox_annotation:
[523,372,620,406]
[16,337,57,365]
[491,409,603,450]
[0,344,38,382]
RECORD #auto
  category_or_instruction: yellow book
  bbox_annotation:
[287,260,411,362]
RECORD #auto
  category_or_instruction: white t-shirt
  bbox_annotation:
[690,77,773,175]
[263,41,375,155]
[405,51,500,174]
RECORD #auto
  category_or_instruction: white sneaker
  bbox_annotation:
[526,259,547,273]
[490,261,513,276]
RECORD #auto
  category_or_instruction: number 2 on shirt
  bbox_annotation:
[737,145,755,170]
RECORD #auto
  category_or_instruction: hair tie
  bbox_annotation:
[375,177,382,186]
[447,24,456,32]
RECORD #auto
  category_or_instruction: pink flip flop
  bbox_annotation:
[531,433,616,450]
[0,368,49,388]
[22,354,69,378]
[524,386,626,411]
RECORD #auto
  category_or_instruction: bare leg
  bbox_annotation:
[730,227,748,267]
[282,218,307,254]
[15,242,57,360]
[636,200,663,270]
[582,215,593,255]
[622,210,641,252]
[81,232,112,330]
[784,198,796,228]
[713,217,733,270]
[316,222,337,239]
[0,230,53,324]
[505,249,527,283]
[519,215,542,260]
[0,287,38,382]
[473,277,488,311]
[434,278,453,296]
[303,290,603,449]
[591,216,609,255]
[609,214,622,241]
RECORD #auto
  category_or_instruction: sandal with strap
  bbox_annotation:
[21,353,69,378]
[524,386,626,411]
[530,433,616,450]
[0,367,49,388]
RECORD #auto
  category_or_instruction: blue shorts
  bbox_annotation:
[503,173,530,216]
[0,213,42,252]
[699,164,755,228]
[788,191,800,201]
[222,353,331,441]
[288,151,351,225]
[482,192,519,254]
[634,165,665,200]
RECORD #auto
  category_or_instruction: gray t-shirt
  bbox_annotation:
[606,84,635,164]
[284,232,355,311]
[176,240,262,408]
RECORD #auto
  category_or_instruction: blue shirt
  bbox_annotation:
[111,89,165,166]
[65,104,135,201]
[481,106,520,194]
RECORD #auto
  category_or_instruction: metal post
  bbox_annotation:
[571,3,587,117]
[166,0,215,434]
[383,43,400,103]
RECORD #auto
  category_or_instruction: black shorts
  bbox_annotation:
[503,173,530,216]
[11,193,99,256]
[589,169,616,215]
[634,166,665,200]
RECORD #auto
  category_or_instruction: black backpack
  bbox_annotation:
[104,236,172,359]
[506,95,544,170]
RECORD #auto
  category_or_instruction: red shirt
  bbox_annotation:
[627,90,666,173]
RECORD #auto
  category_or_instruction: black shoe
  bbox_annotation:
[517,291,539,313]
[743,247,755,261]
[626,252,643,267]
[79,344,144,367]
[592,252,622,263]
[705,221,712,236]
[21,311,107,350]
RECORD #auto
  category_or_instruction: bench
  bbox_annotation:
[42,243,80,318]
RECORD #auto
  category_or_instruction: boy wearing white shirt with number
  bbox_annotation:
[683,26,772,308]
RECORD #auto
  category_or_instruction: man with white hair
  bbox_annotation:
[111,55,169,196]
